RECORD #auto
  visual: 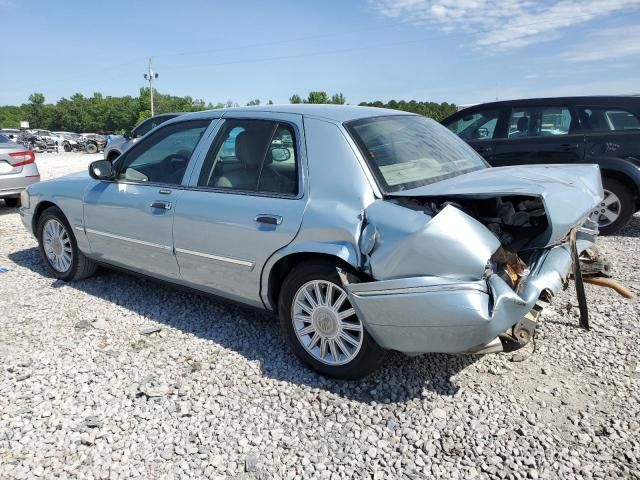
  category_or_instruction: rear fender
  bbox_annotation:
[362,201,501,281]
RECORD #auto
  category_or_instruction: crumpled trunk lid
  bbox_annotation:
[390,164,603,246]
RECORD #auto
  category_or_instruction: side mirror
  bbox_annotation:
[89,160,115,180]
[271,147,291,162]
[123,131,132,140]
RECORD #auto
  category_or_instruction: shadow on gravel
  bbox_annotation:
[613,214,640,238]
[10,246,478,402]
[0,205,19,217]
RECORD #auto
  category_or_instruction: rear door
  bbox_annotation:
[491,104,585,166]
[576,104,640,161]
[173,111,307,307]
[443,107,504,162]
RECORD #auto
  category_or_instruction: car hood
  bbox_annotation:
[391,164,603,245]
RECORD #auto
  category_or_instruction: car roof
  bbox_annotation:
[178,104,414,123]
[457,95,640,111]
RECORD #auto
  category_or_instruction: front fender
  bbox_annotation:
[21,174,95,252]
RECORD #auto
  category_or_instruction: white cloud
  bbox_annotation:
[561,25,640,62]
[370,0,640,49]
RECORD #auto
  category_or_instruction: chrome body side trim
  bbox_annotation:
[85,228,172,251]
[174,247,254,269]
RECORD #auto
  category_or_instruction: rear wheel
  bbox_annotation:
[278,260,385,379]
[86,142,98,154]
[3,197,20,208]
[37,206,98,281]
[590,178,634,235]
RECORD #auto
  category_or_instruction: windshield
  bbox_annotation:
[346,115,487,193]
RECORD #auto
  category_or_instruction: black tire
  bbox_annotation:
[598,177,634,235]
[278,260,385,379]
[3,197,20,208]
[63,143,71,152]
[36,206,98,281]
[107,151,120,162]
[86,142,98,154]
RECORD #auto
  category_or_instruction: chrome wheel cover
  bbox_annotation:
[43,219,72,273]
[589,189,621,228]
[292,280,363,366]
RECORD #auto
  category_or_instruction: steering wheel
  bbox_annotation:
[160,152,190,183]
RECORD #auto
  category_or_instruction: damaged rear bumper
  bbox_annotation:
[342,239,592,354]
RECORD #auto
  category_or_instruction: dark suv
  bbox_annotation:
[442,96,640,234]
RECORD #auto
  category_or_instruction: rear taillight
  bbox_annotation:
[9,151,35,167]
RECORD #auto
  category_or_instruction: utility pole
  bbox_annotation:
[144,57,159,116]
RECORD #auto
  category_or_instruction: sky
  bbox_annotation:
[1,0,639,106]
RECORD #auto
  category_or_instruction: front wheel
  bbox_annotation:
[85,142,98,154]
[37,206,98,281]
[590,178,634,235]
[278,261,385,379]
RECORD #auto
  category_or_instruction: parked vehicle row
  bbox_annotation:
[19,105,604,378]
[0,129,107,154]
[442,96,640,234]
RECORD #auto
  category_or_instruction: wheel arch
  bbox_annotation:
[32,200,58,235]
[599,168,639,209]
[590,157,640,210]
[106,149,120,161]
[262,243,362,312]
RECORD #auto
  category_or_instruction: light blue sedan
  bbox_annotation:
[19,105,603,378]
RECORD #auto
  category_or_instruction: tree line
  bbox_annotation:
[0,89,457,133]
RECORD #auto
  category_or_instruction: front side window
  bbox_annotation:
[197,119,298,195]
[132,118,157,138]
[577,106,640,131]
[118,121,209,184]
[346,115,487,193]
[445,109,500,141]
[508,106,572,138]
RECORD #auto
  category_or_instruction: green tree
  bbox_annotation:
[246,99,261,106]
[306,91,330,104]
[359,99,457,121]
[24,93,47,128]
[289,94,302,104]
[330,93,346,105]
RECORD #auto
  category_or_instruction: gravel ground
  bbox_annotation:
[1,152,639,480]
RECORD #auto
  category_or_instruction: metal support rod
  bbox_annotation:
[570,229,589,330]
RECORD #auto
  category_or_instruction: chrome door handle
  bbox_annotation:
[151,201,173,210]
[255,214,283,225]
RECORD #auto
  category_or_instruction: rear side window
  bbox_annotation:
[197,119,298,195]
[577,107,640,131]
[508,106,572,138]
[0,134,9,143]
[445,109,500,141]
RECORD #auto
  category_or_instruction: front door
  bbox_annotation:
[443,108,502,163]
[83,119,211,280]
[173,112,307,307]
[492,105,585,167]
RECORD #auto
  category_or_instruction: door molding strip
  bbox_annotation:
[85,228,172,251]
[175,247,254,269]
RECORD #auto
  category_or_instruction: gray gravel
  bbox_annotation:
[1,152,639,479]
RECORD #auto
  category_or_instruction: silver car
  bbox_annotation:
[104,113,180,161]
[1,134,40,207]
[19,106,603,378]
